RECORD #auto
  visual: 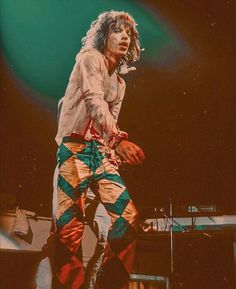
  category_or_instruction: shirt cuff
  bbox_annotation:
[108,131,128,149]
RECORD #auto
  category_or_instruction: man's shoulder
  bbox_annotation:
[75,48,105,64]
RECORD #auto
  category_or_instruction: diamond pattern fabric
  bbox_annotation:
[54,139,138,289]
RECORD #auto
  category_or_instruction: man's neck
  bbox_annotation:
[104,51,120,75]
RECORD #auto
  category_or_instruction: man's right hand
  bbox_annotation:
[115,140,145,165]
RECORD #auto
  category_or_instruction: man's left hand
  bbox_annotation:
[115,140,145,165]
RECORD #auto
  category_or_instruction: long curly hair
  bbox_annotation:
[81,11,141,66]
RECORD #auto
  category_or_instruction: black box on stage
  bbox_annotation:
[133,230,235,289]
[0,250,40,289]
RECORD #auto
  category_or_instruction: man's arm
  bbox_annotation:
[113,67,145,165]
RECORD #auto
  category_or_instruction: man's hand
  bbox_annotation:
[119,64,136,75]
[115,140,145,165]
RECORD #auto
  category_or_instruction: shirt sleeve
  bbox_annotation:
[78,53,127,148]
[110,76,126,122]
[57,97,64,124]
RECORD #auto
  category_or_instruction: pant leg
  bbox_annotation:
[35,257,52,289]
[94,151,138,289]
[34,167,59,289]
[54,141,91,289]
[52,165,59,221]
[84,195,111,289]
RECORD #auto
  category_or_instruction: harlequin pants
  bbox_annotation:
[54,138,138,289]
[83,190,111,289]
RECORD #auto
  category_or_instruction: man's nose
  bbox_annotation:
[121,30,129,39]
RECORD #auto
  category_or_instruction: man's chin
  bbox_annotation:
[117,51,127,59]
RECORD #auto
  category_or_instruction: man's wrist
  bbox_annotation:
[109,133,128,149]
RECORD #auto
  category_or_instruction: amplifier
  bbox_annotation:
[133,230,235,289]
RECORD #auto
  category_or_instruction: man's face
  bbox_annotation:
[106,24,131,59]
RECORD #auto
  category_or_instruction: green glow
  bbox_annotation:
[1,0,184,99]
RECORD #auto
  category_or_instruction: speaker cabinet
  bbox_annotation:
[0,250,40,289]
[134,230,235,289]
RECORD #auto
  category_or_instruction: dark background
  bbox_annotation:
[1,0,236,216]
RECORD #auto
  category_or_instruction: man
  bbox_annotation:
[54,11,145,289]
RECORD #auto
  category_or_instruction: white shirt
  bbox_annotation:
[55,48,128,148]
